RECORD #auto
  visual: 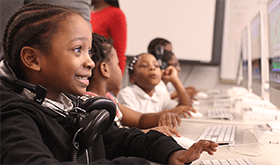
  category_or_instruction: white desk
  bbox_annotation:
[190,90,278,126]
[177,120,280,164]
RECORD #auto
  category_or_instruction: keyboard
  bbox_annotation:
[213,94,231,99]
[197,125,237,145]
[213,99,232,107]
[207,108,233,120]
[201,158,255,165]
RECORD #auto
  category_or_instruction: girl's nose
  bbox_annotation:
[85,54,95,70]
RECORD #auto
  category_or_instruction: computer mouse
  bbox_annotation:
[189,111,204,118]
[195,92,208,99]
[192,100,200,105]
[172,136,196,149]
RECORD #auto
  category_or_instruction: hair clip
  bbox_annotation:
[127,56,139,72]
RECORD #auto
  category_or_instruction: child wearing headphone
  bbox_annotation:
[86,33,182,135]
[0,2,218,164]
[147,37,199,101]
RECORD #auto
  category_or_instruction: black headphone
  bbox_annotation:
[74,96,116,150]
[13,78,116,162]
[69,96,116,163]
[155,45,168,69]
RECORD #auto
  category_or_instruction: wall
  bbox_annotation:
[119,0,216,62]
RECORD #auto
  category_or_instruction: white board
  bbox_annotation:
[119,0,216,62]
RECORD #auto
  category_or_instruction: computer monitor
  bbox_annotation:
[239,26,252,91]
[267,0,280,109]
[250,11,268,99]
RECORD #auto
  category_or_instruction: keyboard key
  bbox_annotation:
[207,108,233,120]
[227,159,239,165]
[201,158,255,165]
[198,125,237,145]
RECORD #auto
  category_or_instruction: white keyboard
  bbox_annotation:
[207,108,233,120]
[201,158,255,165]
[213,94,231,99]
[197,125,237,145]
[213,100,232,107]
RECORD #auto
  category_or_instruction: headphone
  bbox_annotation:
[13,77,116,162]
[74,96,116,151]
[69,96,116,163]
[155,45,168,69]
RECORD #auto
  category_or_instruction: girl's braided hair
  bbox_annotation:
[2,2,79,79]
[91,33,113,64]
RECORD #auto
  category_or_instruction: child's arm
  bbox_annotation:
[162,66,192,106]
[141,126,181,137]
[119,103,181,129]
[163,105,196,118]
[170,86,199,101]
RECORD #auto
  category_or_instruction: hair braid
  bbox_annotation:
[3,2,61,54]
[2,2,78,79]
[91,33,113,64]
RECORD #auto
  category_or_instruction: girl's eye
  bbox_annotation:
[88,49,92,55]
[74,46,82,53]
[139,65,147,68]
[155,64,160,68]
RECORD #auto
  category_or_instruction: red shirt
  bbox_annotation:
[90,6,127,74]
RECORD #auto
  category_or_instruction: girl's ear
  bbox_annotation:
[129,75,136,84]
[20,46,41,71]
[100,61,110,78]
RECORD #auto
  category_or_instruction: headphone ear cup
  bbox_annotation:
[76,97,116,150]
[81,96,116,129]
[77,109,110,150]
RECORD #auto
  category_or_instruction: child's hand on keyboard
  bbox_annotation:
[158,112,181,128]
[168,140,219,165]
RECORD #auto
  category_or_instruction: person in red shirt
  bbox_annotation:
[90,0,127,75]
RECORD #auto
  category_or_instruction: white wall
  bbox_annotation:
[119,0,216,62]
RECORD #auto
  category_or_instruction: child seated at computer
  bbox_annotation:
[117,53,196,116]
[86,33,182,135]
[147,37,199,101]
[0,2,218,164]
[0,3,217,165]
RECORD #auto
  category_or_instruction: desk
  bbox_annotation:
[177,120,280,164]
[190,90,277,126]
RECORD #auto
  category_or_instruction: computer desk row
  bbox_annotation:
[177,120,279,165]
[177,93,280,164]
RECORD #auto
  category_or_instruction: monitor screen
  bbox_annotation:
[250,12,263,98]
[267,0,280,109]
[240,26,251,90]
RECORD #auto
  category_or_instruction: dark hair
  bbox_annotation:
[147,37,171,56]
[104,0,120,8]
[91,33,113,64]
[2,2,79,79]
[89,33,113,82]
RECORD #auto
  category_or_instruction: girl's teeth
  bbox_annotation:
[77,76,87,80]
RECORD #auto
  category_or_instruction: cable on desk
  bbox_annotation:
[228,142,266,157]
[216,128,267,157]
